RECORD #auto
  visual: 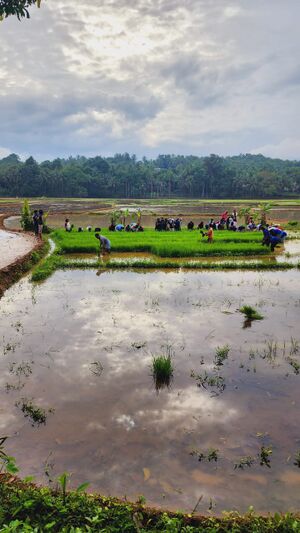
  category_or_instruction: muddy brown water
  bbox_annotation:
[0,269,300,514]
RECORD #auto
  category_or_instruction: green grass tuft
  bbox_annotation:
[240,305,264,320]
[152,352,173,389]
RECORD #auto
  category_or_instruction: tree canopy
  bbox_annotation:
[0,152,300,199]
[0,0,40,20]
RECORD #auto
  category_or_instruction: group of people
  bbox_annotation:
[108,222,144,232]
[63,209,288,254]
[261,226,288,251]
[155,217,182,231]
[32,210,44,239]
[64,218,111,255]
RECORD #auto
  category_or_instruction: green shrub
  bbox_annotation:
[20,200,33,231]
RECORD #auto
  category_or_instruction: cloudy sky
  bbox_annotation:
[0,0,299,161]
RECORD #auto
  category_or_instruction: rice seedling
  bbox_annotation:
[262,340,278,363]
[240,305,264,320]
[191,370,226,395]
[214,345,230,366]
[259,445,272,468]
[16,398,54,427]
[152,347,174,389]
[294,451,300,468]
[234,456,256,470]
[290,337,299,356]
[207,448,219,462]
[190,448,219,463]
[287,358,300,375]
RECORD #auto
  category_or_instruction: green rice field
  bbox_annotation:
[52,229,266,258]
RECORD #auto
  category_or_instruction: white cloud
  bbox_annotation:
[0,146,11,158]
[251,138,300,160]
[0,0,299,159]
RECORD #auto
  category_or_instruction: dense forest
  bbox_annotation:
[0,152,300,199]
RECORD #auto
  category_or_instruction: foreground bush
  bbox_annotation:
[0,476,300,532]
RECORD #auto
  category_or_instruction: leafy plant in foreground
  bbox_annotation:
[0,436,19,474]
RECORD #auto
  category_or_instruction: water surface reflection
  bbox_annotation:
[0,270,299,514]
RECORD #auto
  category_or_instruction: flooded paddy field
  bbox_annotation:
[0,268,300,514]
[4,198,300,231]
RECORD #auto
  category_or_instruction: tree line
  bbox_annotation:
[0,152,300,199]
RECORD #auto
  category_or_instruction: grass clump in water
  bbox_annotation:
[16,398,54,427]
[214,344,230,366]
[152,349,173,389]
[240,305,264,320]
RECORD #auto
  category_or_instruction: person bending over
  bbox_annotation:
[200,227,213,243]
[95,233,111,256]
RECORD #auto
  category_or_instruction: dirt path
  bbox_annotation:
[0,229,38,270]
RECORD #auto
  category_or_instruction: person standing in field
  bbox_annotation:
[37,210,44,239]
[200,227,214,243]
[95,233,111,256]
[207,226,214,242]
[32,210,39,236]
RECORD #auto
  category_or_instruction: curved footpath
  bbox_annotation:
[0,229,38,270]
[0,215,45,297]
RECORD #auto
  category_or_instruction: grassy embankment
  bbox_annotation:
[31,229,299,281]
[0,476,300,532]
[0,240,49,297]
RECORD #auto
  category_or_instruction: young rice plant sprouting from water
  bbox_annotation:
[152,346,174,390]
[16,398,54,427]
[190,448,219,463]
[234,456,256,470]
[191,370,226,396]
[259,445,272,468]
[240,305,264,320]
[214,345,230,366]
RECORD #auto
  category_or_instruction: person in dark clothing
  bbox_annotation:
[37,210,43,239]
[174,218,181,231]
[95,233,111,256]
[261,227,271,246]
[187,221,194,230]
[32,210,39,236]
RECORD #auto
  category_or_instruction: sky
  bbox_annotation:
[0,0,299,161]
